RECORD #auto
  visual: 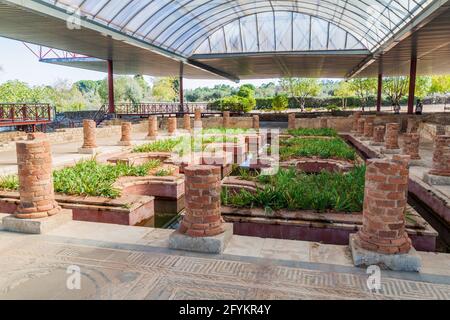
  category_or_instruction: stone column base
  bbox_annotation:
[2,209,72,234]
[349,234,421,272]
[370,141,384,146]
[78,147,99,155]
[169,223,233,254]
[118,141,132,147]
[381,148,401,154]
[146,135,157,141]
[423,173,450,186]
[360,136,371,141]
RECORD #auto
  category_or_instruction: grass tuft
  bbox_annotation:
[288,128,338,137]
[279,137,356,161]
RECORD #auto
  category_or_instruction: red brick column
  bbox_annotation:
[403,133,421,160]
[15,139,61,219]
[178,165,224,237]
[168,117,177,136]
[364,117,375,138]
[147,116,158,139]
[81,120,97,149]
[373,126,385,144]
[223,111,230,128]
[253,115,260,130]
[288,113,296,130]
[385,123,400,150]
[355,155,412,254]
[119,122,132,146]
[357,119,365,136]
[429,136,450,176]
[320,118,328,129]
[352,112,362,132]
[183,114,191,131]
[195,108,202,121]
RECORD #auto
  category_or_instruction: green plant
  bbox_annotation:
[279,137,356,161]
[287,128,338,137]
[0,175,19,191]
[132,137,184,153]
[271,94,289,111]
[155,169,172,176]
[52,159,161,198]
[222,166,366,213]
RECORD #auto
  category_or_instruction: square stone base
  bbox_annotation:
[349,234,421,272]
[118,141,132,147]
[169,223,233,254]
[423,173,450,186]
[381,148,401,154]
[370,141,383,146]
[78,147,98,155]
[409,159,426,167]
[2,209,72,234]
[146,136,157,141]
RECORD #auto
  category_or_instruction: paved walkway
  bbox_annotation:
[0,217,449,300]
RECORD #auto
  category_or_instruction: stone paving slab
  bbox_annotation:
[0,220,449,299]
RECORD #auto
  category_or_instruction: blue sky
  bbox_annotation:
[0,37,276,89]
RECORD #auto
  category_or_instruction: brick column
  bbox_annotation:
[288,113,296,130]
[81,120,97,149]
[168,117,177,136]
[403,133,421,160]
[355,155,412,254]
[372,126,385,144]
[253,115,260,130]
[178,165,224,237]
[407,118,419,133]
[320,118,328,129]
[15,139,61,219]
[183,114,191,131]
[195,108,202,121]
[357,119,365,136]
[429,136,450,176]
[352,112,362,132]
[384,123,400,150]
[363,117,375,138]
[119,122,132,146]
[223,111,230,128]
[147,116,158,140]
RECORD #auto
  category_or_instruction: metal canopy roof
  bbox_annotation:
[0,0,449,80]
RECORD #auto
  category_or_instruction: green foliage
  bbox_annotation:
[212,84,256,112]
[287,128,338,137]
[271,94,289,111]
[279,137,357,161]
[151,77,178,102]
[430,75,450,94]
[0,175,19,191]
[348,78,377,109]
[222,166,366,212]
[132,137,184,153]
[279,78,321,109]
[0,159,161,198]
[52,159,161,198]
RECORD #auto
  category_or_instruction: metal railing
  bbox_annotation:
[114,102,215,115]
[0,103,54,127]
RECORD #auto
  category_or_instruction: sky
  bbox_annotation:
[0,37,278,90]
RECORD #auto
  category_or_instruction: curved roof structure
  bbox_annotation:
[0,0,449,80]
[46,0,433,56]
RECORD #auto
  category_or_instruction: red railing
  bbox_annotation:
[0,103,54,127]
[114,102,215,115]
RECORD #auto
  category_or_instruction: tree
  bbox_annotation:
[334,81,355,109]
[383,77,409,109]
[415,76,432,98]
[51,79,87,112]
[429,75,450,94]
[279,78,321,111]
[348,78,377,111]
[271,94,289,111]
[152,77,177,102]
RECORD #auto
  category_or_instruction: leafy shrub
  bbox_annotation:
[288,128,338,137]
[279,137,356,161]
[0,159,162,198]
[0,175,19,191]
[222,166,366,212]
[271,94,289,111]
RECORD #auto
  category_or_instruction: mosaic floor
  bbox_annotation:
[0,229,449,300]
